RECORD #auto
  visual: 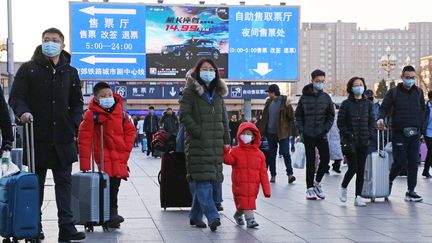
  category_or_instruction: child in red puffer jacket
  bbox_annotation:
[224,122,271,228]
[78,82,136,228]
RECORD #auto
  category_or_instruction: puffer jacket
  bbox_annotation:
[337,95,374,147]
[224,122,271,210]
[78,94,136,178]
[179,71,230,183]
[295,84,335,138]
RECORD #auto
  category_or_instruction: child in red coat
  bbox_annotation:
[78,82,136,228]
[224,122,271,228]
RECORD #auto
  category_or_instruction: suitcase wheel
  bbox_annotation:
[24,239,40,243]
[371,198,376,203]
[385,197,389,202]
[2,239,11,243]
[85,225,94,232]
[102,224,109,232]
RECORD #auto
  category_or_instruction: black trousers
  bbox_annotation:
[36,163,73,225]
[341,145,368,196]
[304,136,330,188]
[146,132,155,154]
[109,177,121,210]
[424,136,432,173]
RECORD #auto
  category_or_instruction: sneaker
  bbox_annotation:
[190,219,207,228]
[233,214,245,225]
[422,171,432,178]
[288,175,296,184]
[246,219,259,228]
[313,183,325,199]
[405,191,423,202]
[354,196,366,207]
[270,176,276,183]
[209,218,221,232]
[339,187,347,203]
[306,188,317,200]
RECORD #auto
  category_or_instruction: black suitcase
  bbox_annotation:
[158,152,192,209]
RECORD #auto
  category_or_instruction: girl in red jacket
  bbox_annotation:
[224,122,271,228]
[78,82,136,228]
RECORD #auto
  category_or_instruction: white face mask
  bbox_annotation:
[240,134,253,144]
[99,97,115,109]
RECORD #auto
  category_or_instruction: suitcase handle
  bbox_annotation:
[377,130,386,158]
[24,118,36,173]
[90,124,105,173]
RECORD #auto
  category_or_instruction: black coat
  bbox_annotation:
[9,46,83,168]
[0,87,13,151]
[337,96,374,147]
[295,84,335,138]
[378,84,425,130]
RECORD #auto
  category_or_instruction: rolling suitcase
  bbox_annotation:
[362,130,390,202]
[158,152,192,209]
[0,120,40,243]
[72,124,110,232]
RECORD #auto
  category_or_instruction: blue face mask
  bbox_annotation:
[42,41,61,57]
[352,86,365,96]
[99,97,115,109]
[403,79,415,88]
[200,71,216,84]
[313,82,324,91]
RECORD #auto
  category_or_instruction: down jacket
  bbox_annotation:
[179,71,230,182]
[337,95,374,147]
[295,84,335,138]
[78,94,136,178]
[224,122,271,210]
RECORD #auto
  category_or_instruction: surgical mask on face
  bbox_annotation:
[313,82,324,91]
[404,79,415,87]
[42,41,61,57]
[99,97,115,109]
[352,86,365,96]
[240,134,253,144]
[200,71,216,84]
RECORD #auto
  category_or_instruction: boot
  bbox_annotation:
[58,223,86,242]
[107,208,125,228]
[332,161,341,173]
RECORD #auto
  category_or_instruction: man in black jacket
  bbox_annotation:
[295,69,335,200]
[9,28,85,241]
[0,87,13,155]
[377,65,425,202]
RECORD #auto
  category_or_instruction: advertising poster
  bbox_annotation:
[145,5,229,79]
[228,7,299,80]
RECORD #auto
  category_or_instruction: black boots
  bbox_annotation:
[58,223,86,242]
[107,208,125,228]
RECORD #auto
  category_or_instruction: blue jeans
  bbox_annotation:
[189,181,220,223]
[390,130,420,191]
[267,133,293,176]
[212,182,222,204]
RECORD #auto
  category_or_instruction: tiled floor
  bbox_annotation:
[38,148,432,242]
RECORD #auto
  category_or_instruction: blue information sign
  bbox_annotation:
[228,7,299,81]
[112,85,268,100]
[70,2,146,80]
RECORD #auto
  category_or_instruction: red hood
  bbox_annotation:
[88,93,123,122]
[237,122,261,148]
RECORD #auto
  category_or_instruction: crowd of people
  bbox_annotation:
[1,27,431,241]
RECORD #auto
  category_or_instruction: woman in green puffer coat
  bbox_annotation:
[179,58,230,232]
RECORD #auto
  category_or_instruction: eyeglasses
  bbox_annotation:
[404,76,416,79]
[43,38,62,44]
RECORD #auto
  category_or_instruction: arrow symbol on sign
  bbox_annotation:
[79,6,137,16]
[80,55,137,65]
[253,63,273,76]
[169,87,177,97]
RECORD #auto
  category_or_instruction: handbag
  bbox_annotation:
[260,137,269,152]
[292,142,306,169]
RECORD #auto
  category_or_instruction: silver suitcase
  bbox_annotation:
[361,130,390,202]
[72,124,110,232]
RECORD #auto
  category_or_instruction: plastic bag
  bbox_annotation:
[292,142,306,169]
